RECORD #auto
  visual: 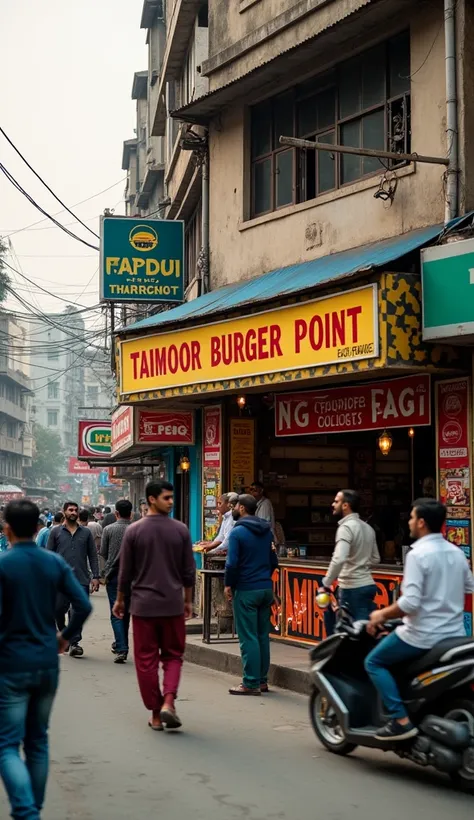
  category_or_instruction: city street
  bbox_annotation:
[1,592,471,820]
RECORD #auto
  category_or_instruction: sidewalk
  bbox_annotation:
[185,624,312,695]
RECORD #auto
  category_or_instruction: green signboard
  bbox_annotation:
[100,216,184,303]
[422,238,474,340]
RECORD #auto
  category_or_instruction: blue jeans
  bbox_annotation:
[0,667,58,819]
[324,584,377,637]
[365,631,426,719]
[106,579,130,654]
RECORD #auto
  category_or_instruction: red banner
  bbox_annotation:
[137,410,194,445]
[437,378,470,470]
[111,406,134,456]
[275,374,431,437]
[203,406,221,468]
[68,458,100,475]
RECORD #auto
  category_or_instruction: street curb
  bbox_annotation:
[184,641,311,695]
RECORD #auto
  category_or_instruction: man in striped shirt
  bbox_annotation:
[100,499,133,664]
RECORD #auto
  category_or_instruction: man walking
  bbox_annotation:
[366,498,474,740]
[47,501,99,658]
[113,481,195,731]
[102,506,116,528]
[225,494,278,695]
[101,499,133,664]
[0,499,91,819]
[321,489,380,633]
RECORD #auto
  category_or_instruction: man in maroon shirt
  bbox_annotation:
[113,480,195,730]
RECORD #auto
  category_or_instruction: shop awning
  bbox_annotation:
[123,220,463,335]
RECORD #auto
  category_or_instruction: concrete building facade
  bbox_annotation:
[29,308,86,457]
[0,313,32,485]
[168,0,473,290]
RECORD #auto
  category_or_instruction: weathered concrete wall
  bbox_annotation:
[207,5,449,289]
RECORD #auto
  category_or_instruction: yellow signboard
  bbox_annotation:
[229,418,255,493]
[119,285,378,395]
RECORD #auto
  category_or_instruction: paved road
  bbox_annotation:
[1,592,472,819]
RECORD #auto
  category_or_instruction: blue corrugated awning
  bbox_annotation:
[124,220,465,334]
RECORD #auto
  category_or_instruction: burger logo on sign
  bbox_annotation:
[443,394,462,418]
[441,420,463,445]
[129,225,158,252]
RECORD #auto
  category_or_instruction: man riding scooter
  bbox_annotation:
[365,498,474,742]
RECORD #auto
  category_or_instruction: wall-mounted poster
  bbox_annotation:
[203,406,222,540]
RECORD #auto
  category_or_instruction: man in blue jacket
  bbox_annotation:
[0,499,92,819]
[225,494,278,695]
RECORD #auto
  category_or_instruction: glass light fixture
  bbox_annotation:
[408,427,415,438]
[236,395,246,410]
[378,429,393,456]
[179,454,191,472]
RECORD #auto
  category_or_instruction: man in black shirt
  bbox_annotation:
[47,500,99,658]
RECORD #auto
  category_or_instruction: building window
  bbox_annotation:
[48,382,59,399]
[250,32,410,217]
[185,200,202,290]
[47,349,59,360]
[47,410,58,427]
[86,385,99,402]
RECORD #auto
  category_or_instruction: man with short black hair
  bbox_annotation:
[47,501,99,658]
[114,481,195,730]
[225,493,278,695]
[249,481,275,532]
[365,498,474,741]
[101,499,133,664]
[0,499,91,819]
[201,492,239,555]
[321,489,380,631]
[102,506,116,528]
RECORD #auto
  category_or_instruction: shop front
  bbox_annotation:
[115,227,473,643]
[110,404,201,539]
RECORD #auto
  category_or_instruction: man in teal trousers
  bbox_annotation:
[225,494,278,695]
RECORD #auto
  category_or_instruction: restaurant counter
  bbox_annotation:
[271,557,404,645]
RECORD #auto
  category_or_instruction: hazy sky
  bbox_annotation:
[0,0,145,322]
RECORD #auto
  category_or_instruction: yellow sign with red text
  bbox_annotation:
[119,285,378,395]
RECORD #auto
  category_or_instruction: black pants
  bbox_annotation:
[55,584,90,645]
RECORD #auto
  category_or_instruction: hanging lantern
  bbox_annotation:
[408,427,415,438]
[179,454,191,472]
[378,429,393,456]
[236,395,246,410]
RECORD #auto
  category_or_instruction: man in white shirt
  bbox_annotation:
[201,493,239,555]
[365,498,474,742]
[322,489,380,633]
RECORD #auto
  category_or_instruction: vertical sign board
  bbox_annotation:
[436,377,473,635]
[100,216,184,303]
[229,418,255,493]
[202,406,222,540]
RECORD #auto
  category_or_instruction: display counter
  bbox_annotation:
[272,558,402,644]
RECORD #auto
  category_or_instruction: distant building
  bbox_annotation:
[83,347,115,421]
[0,312,32,484]
[29,307,86,455]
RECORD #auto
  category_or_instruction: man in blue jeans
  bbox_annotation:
[365,498,474,741]
[321,489,380,635]
[100,499,133,663]
[0,499,92,819]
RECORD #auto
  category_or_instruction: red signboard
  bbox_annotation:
[437,378,470,470]
[203,406,222,468]
[275,374,431,437]
[111,406,134,456]
[77,420,112,459]
[137,410,194,445]
[68,458,100,475]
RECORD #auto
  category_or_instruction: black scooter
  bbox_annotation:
[309,608,474,791]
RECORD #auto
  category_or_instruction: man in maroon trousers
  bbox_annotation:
[113,480,195,730]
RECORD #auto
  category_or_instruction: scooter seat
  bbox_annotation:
[403,636,474,678]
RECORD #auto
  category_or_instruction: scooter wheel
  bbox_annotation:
[444,699,474,793]
[309,688,357,756]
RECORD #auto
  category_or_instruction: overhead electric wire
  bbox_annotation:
[0,126,100,240]
[0,164,100,251]
[1,178,125,238]
[2,259,97,310]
